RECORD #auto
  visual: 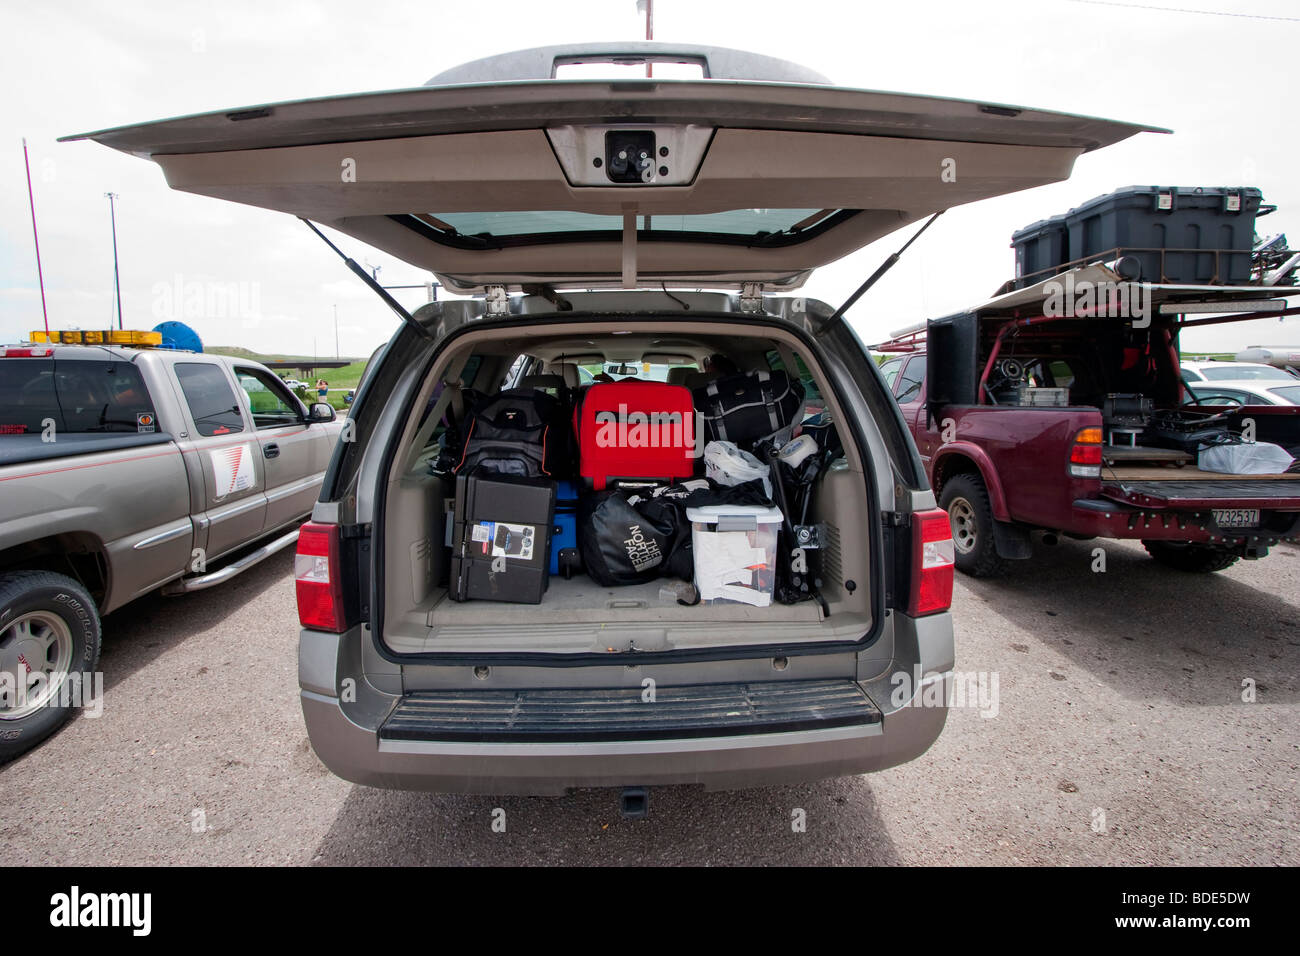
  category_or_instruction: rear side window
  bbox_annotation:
[175,363,245,436]
[1187,387,1254,406]
[0,358,156,435]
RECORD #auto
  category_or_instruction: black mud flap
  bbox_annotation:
[993,520,1033,559]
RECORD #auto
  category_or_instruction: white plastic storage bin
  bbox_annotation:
[686,504,784,607]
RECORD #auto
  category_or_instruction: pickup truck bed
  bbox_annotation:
[0,432,175,468]
[876,268,1300,575]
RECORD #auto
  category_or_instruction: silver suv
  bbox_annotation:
[74,43,1145,800]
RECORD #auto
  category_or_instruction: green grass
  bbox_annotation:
[207,346,368,409]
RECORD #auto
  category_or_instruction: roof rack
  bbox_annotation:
[870,326,927,353]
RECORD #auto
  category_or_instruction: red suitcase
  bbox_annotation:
[577,381,697,490]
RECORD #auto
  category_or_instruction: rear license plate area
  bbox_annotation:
[1212,508,1260,529]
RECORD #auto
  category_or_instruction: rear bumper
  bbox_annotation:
[1067,497,1300,543]
[300,686,947,794]
[299,614,953,795]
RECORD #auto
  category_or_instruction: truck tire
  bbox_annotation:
[0,571,102,762]
[939,474,1007,577]
[1142,541,1239,574]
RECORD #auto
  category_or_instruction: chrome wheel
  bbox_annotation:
[0,611,74,720]
[948,497,978,555]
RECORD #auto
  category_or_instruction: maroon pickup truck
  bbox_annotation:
[877,265,1300,576]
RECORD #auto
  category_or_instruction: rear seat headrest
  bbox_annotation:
[666,367,694,387]
[546,362,580,390]
[519,373,569,396]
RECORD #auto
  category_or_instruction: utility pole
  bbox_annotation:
[22,139,49,333]
[105,192,123,330]
[637,0,654,74]
[334,304,340,359]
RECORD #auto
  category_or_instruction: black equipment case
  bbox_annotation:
[1012,185,1266,288]
[693,369,805,447]
[450,473,555,603]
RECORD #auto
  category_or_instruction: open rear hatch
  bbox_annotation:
[64,41,1157,294]
[69,43,1158,658]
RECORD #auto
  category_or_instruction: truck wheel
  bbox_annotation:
[0,571,102,761]
[1142,541,1239,573]
[939,474,1007,577]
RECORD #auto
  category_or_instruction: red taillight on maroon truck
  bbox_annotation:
[1068,427,1103,479]
[908,509,955,616]
[296,522,346,632]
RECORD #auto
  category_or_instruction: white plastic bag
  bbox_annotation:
[1198,441,1294,475]
[703,440,772,497]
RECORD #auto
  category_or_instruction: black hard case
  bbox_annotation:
[450,473,555,603]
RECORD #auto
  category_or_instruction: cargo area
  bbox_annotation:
[377,318,875,657]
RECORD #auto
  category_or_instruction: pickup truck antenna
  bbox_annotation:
[828,211,944,325]
[299,218,434,340]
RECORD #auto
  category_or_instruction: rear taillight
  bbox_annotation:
[296,522,346,632]
[1069,427,1103,478]
[908,509,954,616]
[0,347,53,357]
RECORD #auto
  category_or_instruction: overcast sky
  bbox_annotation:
[3,0,1298,358]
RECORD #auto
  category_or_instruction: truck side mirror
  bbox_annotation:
[307,402,336,423]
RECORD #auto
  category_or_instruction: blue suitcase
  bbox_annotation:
[550,480,580,576]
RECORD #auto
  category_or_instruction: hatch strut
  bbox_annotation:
[299,217,433,340]
[827,211,945,324]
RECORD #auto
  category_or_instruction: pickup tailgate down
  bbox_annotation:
[1099,474,1300,510]
[1099,406,1300,511]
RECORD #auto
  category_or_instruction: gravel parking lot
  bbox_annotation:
[1,538,1295,866]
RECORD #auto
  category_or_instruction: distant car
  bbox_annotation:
[283,378,306,389]
[1184,379,1300,406]
[1180,361,1298,383]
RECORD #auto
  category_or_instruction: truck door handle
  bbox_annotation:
[264,443,280,459]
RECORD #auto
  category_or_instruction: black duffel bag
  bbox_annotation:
[453,388,575,478]
[578,478,773,587]
[694,369,805,447]
[579,490,692,587]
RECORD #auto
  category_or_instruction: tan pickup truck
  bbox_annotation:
[0,342,344,758]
